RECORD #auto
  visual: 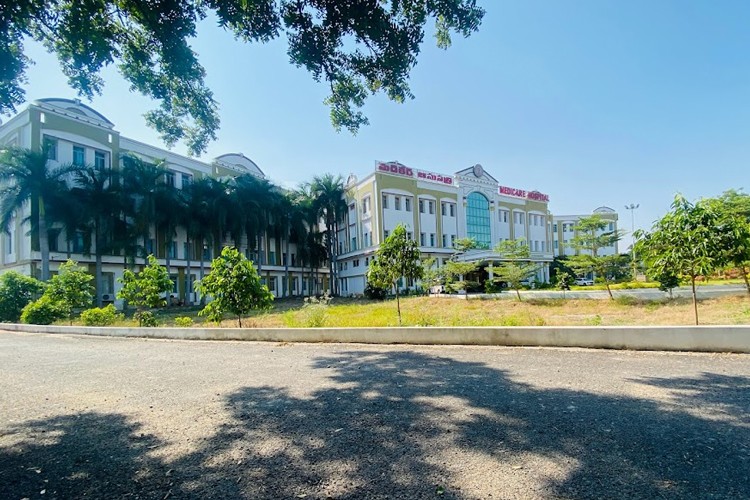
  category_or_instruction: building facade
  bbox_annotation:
[552,207,620,257]
[335,161,554,296]
[0,98,328,304]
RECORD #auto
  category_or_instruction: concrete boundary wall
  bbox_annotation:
[2,324,750,353]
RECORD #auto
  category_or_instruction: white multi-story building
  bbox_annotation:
[335,161,554,295]
[0,98,329,303]
[552,207,620,257]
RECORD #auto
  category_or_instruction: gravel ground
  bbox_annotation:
[0,331,749,499]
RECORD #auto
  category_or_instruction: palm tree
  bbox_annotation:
[310,174,348,295]
[121,155,167,265]
[0,147,81,280]
[232,174,276,272]
[154,184,183,299]
[183,177,216,303]
[72,165,120,306]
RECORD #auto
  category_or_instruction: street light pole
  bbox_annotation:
[625,203,639,280]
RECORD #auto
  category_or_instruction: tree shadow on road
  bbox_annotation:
[2,352,748,499]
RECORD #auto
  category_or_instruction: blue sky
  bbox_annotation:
[12,0,750,245]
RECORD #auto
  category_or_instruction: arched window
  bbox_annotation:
[466,192,491,249]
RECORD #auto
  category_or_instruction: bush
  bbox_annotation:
[135,311,158,327]
[0,271,45,322]
[300,293,331,327]
[174,316,194,327]
[20,296,68,325]
[364,283,387,300]
[80,304,122,326]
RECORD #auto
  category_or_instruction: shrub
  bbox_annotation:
[174,316,194,327]
[20,296,68,325]
[80,304,122,326]
[135,311,158,327]
[300,293,331,327]
[364,283,387,300]
[0,271,45,322]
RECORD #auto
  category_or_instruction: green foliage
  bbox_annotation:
[196,247,273,327]
[135,311,158,328]
[300,293,332,327]
[0,271,45,322]
[550,256,575,285]
[20,295,68,325]
[80,304,122,326]
[635,194,728,324]
[367,224,423,325]
[174,316,194,327]
[45,260,94,316]
[556,271,573,291]
[651,270,681,297]
[568,215,623,299]
[3,2,484,154]
[493,239,539,301]
[700,190,750,293]
[364,282,387,301]
[117,255,173,311]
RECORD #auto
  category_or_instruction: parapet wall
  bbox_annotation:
[2,324,750,353]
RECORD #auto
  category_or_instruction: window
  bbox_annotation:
[43,136,57,161]
[72,145,85,166]
[167,241,177,259]
[451,235,456,246]
[267,277,276,292]
[405,197,412,212]
[419,199,425,214]
[170,275,179,294]
[183,242,192,260]
[182,173,193,190]
[554,240,559,249]
[382,194,389,209]
[395,196,401,211]
[282,252,287,265]
[609,223,615,231]
[146,238,155,256]
[4,231,12,255]
[363,197,370,214]
[407,231,413,241]
[384,229,390,239]
[291,253,296,266]
[420,233,426,246]
[450,203,455,217]
[442,234,447,248]
[353,259,359,267]
[541,241,545,252]
[165,171,176,187]
[429,200,435,215]
[430,233,435,247]
[351,237,357,251]
[553,223,558,232]
[203,246,212,261]
[94,150,107,169]
[466,192,491,249]
[73,231,86,253]
[269,250,276,265]
[45,228,60,252]
[441,202,446,216]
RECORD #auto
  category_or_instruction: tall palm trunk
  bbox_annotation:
[94,219,104,306]
[185,235,192,306]
[38,196,51,281]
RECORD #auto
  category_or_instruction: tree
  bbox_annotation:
[117,255,173,325]
[121,156,168,266]
[44,260,95,323]
[311,174,348,295]
[493,239,539,301]
[568,215,623,299]
[0,147,80,280]
[4,2,484,155]
[196,247,273,327]
[0,271,45,323]
[422,238,478,294]
[73,165,120,305]
[651,269,681,299]
[635,195,727,325]
[367,224,423,325]
[702,191,750,295]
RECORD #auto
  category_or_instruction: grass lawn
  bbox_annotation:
[99,294,750,328]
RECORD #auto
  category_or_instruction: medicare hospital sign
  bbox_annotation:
[498,185,550,202]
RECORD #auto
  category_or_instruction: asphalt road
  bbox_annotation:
[1,331,749,499]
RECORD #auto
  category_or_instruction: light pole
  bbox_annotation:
[625,203,639,280]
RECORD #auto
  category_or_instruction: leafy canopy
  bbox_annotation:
[493,239,538,300]
[3,1,484,155]
[0,271,45,323]
[45,260,95,312]
[368,224,423,292]
[117,255,173,310]
[196,246,273,326]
